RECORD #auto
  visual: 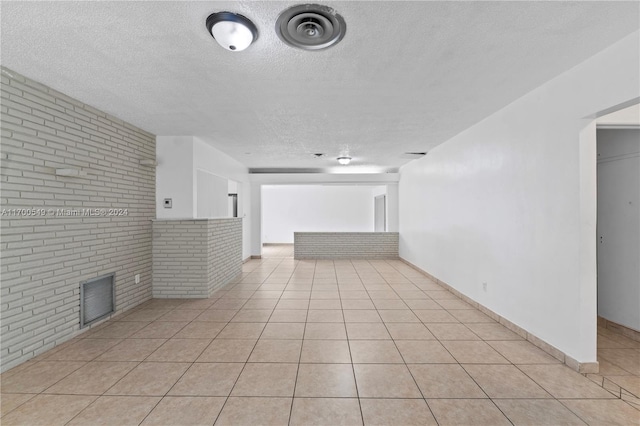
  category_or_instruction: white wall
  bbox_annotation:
[156,136,252,260]
[399,31,639,363]
[262,185,376,243]
[597,129,640,331]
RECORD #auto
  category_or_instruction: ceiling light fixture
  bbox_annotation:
[206,12,258,52]
[276,4,346,50]
[337,156,352,165]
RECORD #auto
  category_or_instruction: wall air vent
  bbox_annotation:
[276,4,346,50]
[80,273,115,328]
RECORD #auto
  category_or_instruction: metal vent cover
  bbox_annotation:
[276,4,346,50]
[80,273,115,328]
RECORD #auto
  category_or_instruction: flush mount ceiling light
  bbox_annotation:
[276,4,346,50]
[206,12,258,52]
[337,156,352,165]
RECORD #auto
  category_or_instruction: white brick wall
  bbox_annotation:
[0,67,156,372]
[294,232,399,259]
[152,218,242,298]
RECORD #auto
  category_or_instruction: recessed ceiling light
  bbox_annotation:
[276,4,346,51]
[337,156,351,165]
[206,12,258,52]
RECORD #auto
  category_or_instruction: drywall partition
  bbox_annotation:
[398,31,640,365]
[0,67,156,372]
[156,136,252,260]
[262,185,376,243]
[597,129,640,332]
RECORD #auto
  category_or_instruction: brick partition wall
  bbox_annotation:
[153,218,242,298]
[0,67,155,372]
[294,232,399,259]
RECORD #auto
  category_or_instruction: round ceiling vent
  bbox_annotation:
[275,4,346,51]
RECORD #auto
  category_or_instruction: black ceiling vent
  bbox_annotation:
[276,4,346,51]
[401,152,428,159]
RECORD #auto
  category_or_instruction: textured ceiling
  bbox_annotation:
[2,1,639,172]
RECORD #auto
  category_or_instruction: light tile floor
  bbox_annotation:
[1,245,639,425]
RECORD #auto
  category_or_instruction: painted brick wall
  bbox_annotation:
[294,232,399,259]
[153,218,242,298]
[0,67,156,372]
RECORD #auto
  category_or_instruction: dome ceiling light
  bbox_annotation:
[206,12,258,52]
[337,156,352,165]
[275,4,346,51]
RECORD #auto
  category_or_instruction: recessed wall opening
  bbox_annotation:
[80,273,115,328]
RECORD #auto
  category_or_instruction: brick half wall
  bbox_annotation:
[294,232,399,259]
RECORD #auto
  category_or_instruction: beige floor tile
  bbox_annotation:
[44,361,137,395]
[269,309,308,322]
[404,299,442,310]
[121,309,168,322]
[173,321,225,339]
[368,291,401,300]
[310,291,340,300]
[519,364,618,398]
[435,299,475,309]
[131,321,189,339]
[280,291,311,299]
[0,393,36,417]
[216,322,266,339]
[353,364,422,398]
[599,348,640,375]
[349,340,403,363]
[290,398,362,426]
[494,399,587,425]
[561,399,640,425]
[169,363,244,396]
[426,323,481,340]
[294,363,357,397]
[307,309,344,323]
[608,375,640,397]
[488,340,561,364]
[249,339,302,363]
[158,309,204,322]
[0,394,97,426]
[195,309,238,322]
[301,340,352,363]
[304,323,347,340]
[428,399,511,425]
[464,364,551,398]
[465,322,524,340]
[448,309,494,323]
[231,363,298,396]
[385,323,435,340]
[442,341,510,364]
[143,299,186,310]
[396,340,457,363]
[342,299,376,309]
[343,309,382,322]
[96,339,166,361]
[415,310,458,323]
[89,321,150,339]
[425,290,458,300]
[105,362,189,396]
[141,396,225,426]
[346,323,391,340]
[196,339,256,362]
[261,323,305,339]
[360,398,437,426]
[176,299,217,310]
[67,395,160,426]
[409,364,486,398]
[309,299,341,310]
[231,309,273,322]
[215,397,291,426]
[243,299,279,309]
[146,338,211,362]
[276,299,310,310]
[45,338,122,361]
[378,310,420,323]
[1,361,86,393]
[253,290,284,299]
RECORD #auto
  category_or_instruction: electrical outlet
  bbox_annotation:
[482,282,488,292]
[135,274,140,284]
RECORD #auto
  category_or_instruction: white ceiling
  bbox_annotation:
[2,1,639,172]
